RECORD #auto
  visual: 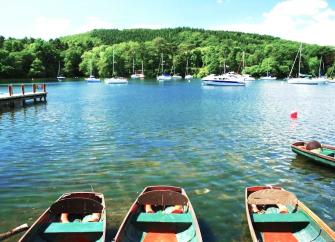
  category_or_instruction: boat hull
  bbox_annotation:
[245,186,335,242]
[260,77,277,80]
[291,141,335,168]
[105,78,128,84]
[114,185,203,242]
[157,75,172,81]
[19,192,106,242]
[86,78,101,83]
[287,78,326,85]
[203,80,245,86]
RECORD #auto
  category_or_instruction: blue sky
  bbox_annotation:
[1,0,335,46]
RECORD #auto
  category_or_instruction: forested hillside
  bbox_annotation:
[0,27,334,79]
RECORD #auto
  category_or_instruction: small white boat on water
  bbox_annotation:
[106,49,128,84]
[185,74,193,80]
[86,60,100,82]
[260,76,277,80]
[243,74,255,81]
[260,60,277,80]
[86,75,101,83]
[242,52,255,81]
[157,53,172,81]
[131,59,145,79]
[202,72,245,86]
[171,65,182,80]
[105,77,128,84]
[157,74,172,81]
[287,43,326,85]
[185,57,193,80]
[57,61,66,81]
[172,74,182,80]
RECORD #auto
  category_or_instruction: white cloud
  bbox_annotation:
[75,17,115,34]
[217,0,224,4]
[33,17,72,39]
[211,0,335,46]
[31,16,115,39]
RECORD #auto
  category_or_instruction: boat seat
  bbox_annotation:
[320,149,335,157]
[136,212,193,224]
[43,222,103,234]
[252,212,310,223]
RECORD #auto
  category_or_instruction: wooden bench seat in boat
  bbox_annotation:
[136,212,193,224]
[44,222,104,234]
[252,212,310,223]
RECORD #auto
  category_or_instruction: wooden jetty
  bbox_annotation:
[0,84,47,111]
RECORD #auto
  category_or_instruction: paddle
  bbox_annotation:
[0,224,29,241]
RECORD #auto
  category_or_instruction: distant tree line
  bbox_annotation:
[0,27,334,79]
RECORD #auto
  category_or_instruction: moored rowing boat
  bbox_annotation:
[19,192,106,242]
[291,141,335,168]
[114,185,203,242]
[245,186,335,242]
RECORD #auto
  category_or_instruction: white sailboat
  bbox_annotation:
[260,60,277,80]
[85,60,101,82]
[185,57,193,80]
[105,49,128,84]
[312,57,329,83]
[131,60,145,79]
[172,65,182,80]
[287,44,326,85]
[242,52,255,81]
[57,61,65,81]
[157,53,172,81]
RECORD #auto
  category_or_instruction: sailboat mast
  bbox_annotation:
[133,57,135,74]
[298,43,302,77]
[319,56,322,77]
[186,58,189,75]
[142,61,144,75]
[288,44,301,78]
[112,49,115,76]
[90,59,93,76]
[242,51,245,72]
[161,53,164,74]
[224,58,226,74]
[58,61,61,76]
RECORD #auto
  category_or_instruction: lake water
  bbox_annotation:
[0,79,334,241]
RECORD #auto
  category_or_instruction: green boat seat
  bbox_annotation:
[252,212,310,223]
[320,149,335,157]
[136,212,193,224]
[44,222,103,234]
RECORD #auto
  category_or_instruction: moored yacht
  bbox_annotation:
[287,43,326,85]
[260,61,277,80]
[57,61,66,81]
[131,60,145,79]
[86,75,101,83]
[157,53,172,81]
[105,77,128,84]
[157,73,172,81]
[202,72,245,86]
[184,57,193,80]
[185,74,193,80]
[243,74,255,81]
[260,75,277,80]
[106,49,128,84]
[85,60,100,82]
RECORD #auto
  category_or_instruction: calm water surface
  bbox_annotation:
[0,80,334,241]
